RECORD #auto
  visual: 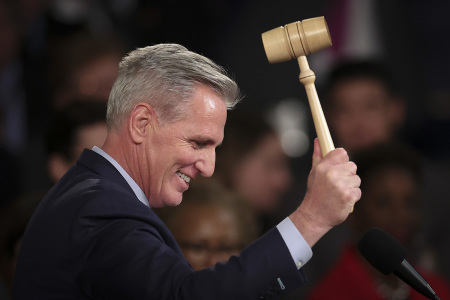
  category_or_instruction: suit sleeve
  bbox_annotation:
[74,213,307,299]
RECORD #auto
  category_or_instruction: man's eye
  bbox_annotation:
[193,141,206,148]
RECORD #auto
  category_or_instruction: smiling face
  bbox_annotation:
[146,85,227,208]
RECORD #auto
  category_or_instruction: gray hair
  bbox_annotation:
[107,43,241,129]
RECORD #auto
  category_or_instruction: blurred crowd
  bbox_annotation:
[1,0,450,299]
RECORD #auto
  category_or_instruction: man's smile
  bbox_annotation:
[176,171,191,184]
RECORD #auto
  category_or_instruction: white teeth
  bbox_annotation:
[176,171,191,183]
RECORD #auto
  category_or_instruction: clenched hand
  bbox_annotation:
[290,138,361,247]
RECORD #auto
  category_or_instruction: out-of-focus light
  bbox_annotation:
[281,129,310,157]
[267,98,311,158]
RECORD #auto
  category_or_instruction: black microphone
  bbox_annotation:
[358,227,441,300]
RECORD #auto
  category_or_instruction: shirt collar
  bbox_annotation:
[92,146,150,208]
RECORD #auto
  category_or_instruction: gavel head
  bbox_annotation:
[262,16,332,64]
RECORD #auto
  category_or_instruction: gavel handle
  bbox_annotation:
[297,56,335,156]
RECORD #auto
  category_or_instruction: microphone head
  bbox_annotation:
[358,227,406,275]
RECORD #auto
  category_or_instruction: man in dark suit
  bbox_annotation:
[13,44,361,299]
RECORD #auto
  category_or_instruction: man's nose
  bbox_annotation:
[195,150,216,177]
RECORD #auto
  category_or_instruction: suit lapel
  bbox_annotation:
[76,148,187,260]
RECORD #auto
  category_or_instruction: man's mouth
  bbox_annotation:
[176,171,191,184]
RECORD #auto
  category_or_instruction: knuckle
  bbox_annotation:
[343,188,353,202]
[325,169,338,182]
[348,161,357,173]
[315,162,327,174]
[336,148,349,160]
[349,188,362,205]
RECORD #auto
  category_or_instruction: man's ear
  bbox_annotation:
[129,103,157,144]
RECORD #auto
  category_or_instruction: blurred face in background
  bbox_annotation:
[73,53,121,102]
[327,78,404,154]
[354,167,421,247]
[171,204,242,270]
[71,122,108,159]
[231,133,292,214]
[47,122,108,183]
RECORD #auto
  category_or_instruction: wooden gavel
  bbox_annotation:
[262,16,334,156]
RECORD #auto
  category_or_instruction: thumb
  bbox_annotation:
[312,138,323,168]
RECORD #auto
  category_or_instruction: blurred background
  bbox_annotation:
[0,0,449,299]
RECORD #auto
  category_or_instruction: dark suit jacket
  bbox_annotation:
[13,149,307,299]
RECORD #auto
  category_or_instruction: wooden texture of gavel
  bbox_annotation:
[262,16,334,156]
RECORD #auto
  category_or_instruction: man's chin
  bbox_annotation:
[163,193,184,207]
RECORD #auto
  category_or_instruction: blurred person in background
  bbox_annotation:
[305,144,450,300]
[45,100,108,184]
[296,59,409,298]
[0,0,53,157]
[0,100,107,299]
[159,181,259,270]
[0,191,45,300]
[48,33,125,109]
[321,59,450,283]
[0,0,30,157]
[323,60,406,155]
[212,109,293,233]
[20,33,123,193]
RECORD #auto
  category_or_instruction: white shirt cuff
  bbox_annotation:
[276,217,313,269]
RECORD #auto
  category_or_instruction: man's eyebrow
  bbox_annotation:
[194,135,223,147]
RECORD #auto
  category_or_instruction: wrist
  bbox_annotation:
[289,207,332,248]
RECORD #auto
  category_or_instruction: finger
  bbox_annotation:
[353,186,362,202]
[340,172,361,188]
[312,138,323,169]
[352,174,362,189]
[323,148,350,166]
[339,162,358,178]
[347,161,357,175]
[325,163,360,187]
[348,187,361,213]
